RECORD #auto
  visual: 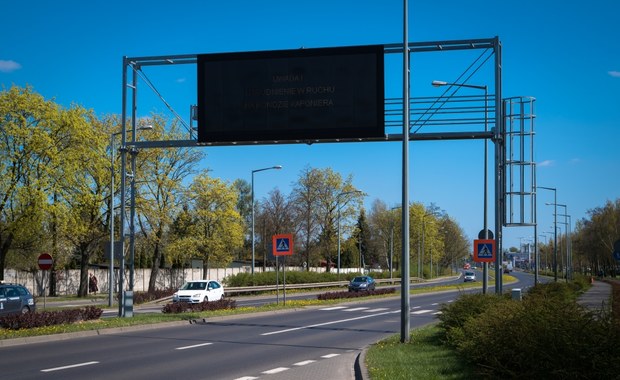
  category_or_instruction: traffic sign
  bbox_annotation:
[38,253,53,270]
[473,239,495,262]
[272,234,293,256]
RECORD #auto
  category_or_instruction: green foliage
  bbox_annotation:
[438,282,620,379]
[0,306,102,330]
[162,298,236,314]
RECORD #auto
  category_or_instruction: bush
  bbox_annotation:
[438,282,620,379]
[317,288,396,300]
[162,298,237,314]
[0,306,103,330]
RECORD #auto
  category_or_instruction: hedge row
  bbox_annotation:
[161,298,237,314]
[0,306,103,330]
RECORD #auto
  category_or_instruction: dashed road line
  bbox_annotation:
[294,360,316,366]
[321,353,340,359]
[262,367,289,375]
[175,342,213,350]
[411,309,434,315]
[41,361,99,373]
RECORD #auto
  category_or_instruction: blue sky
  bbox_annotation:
[1,0,619,251]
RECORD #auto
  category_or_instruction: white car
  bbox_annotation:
[172,280,224,303]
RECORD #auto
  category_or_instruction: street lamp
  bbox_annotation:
[337,190,362,280]
[538,186,558,282]
[109,125,152,309]
[550,204,571,281]
[251,165,282,277]
[432,80,489,285]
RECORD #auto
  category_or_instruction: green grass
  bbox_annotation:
[366,325,475,380]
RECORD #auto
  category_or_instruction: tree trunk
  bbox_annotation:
[148,244,162,293]
[78,246,89,297]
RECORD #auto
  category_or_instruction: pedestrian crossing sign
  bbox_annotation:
[272,234,294,256]
[473,239,495,262]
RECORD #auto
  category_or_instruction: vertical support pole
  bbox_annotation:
[400,0,411,343]
[119,57,128,316]
[494,37,503,294]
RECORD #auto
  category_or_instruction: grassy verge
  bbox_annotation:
[366,325,474,380]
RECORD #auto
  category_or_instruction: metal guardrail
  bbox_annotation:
[224,277,421,295]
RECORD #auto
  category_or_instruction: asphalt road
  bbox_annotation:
[1,271,538,380]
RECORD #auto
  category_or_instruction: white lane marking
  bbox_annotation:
[261,310,399,336]
[434,311,443,315]
[322,353,340,359]
[411,309,434,314]
[175,342,213,350]
[365,308,389,312]
[432,303,439,306]
[319,306,348,311]
[234,377,258,380]
[41,361,99,372]
[294,360,316,366]
[343,307,369,312]
[262,367,289,374]
[411,305,421,309]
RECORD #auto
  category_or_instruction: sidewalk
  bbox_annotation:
[576,279,613,313]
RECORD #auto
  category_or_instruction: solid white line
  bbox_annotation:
[411,309,434,314]
[343,307,369,312]
[261,310,399,336]
[294,360,316,366]
[41,361,99,372]
[321,353,340,359]
[175,342,213,350]
[319,306,348,311]
[262,367,289,374]
[233,377,258,380]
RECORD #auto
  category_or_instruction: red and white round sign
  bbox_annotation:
[38,253,53,270]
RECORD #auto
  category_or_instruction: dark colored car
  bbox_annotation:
[0,283,36,316]
[348,276,376,292]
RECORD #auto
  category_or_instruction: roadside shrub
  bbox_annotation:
[162,298,237,314]
[439,282,620,379]
[131,288,176,304]
[317,288,395,300]
[0,306,103,330]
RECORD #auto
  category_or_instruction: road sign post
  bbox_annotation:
[38,253,53,309]
[272,234,293,305]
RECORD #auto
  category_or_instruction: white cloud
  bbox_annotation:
[0,60,22,73]
[609,71,620,78]
[537,160,554,167]
[176,77,186,83]
[569,158,582,164]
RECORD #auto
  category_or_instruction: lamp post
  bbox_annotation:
[432,80,489,285]
[336,190,362,280]
[551,204,570,281]
[538,186,558,282]
[251,166,282,277]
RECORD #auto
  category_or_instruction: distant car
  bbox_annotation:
[0,283,36,316]
[348,276,376,292]
[463,263,471,270]
[463,271,477,282]
[172,280,224,303]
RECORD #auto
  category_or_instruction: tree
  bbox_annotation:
[0,86,102,295]
[438,216,470,273]
[232,178,252,261]
[290,166,321,270]
[256,188,295,267]
[135,114,204,292]
[167,172,243,274]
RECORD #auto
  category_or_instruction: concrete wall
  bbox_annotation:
[2,265,348,296]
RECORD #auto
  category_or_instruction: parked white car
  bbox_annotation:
[172,280,224,303]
